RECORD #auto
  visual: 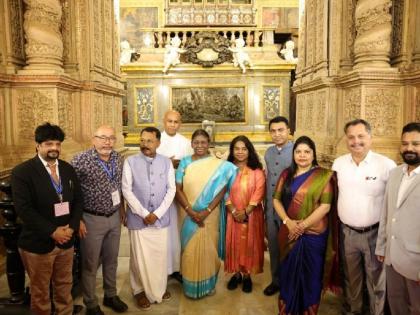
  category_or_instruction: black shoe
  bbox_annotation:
[242,276,252,293]
[72,304,83,315]
[227,273,242,290]
[103,295,128,313]
[263,282,279,296]
[170,271,183,283]
[86,306,104,315]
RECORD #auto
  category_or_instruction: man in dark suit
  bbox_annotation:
[11,122,83,315]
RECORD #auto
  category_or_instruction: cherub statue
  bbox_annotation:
[280,40,298,63]
[229,38,253,74]
[120,40,135,65]
[162,36,186,73]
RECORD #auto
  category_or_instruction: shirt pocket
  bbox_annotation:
[364,177,384,196]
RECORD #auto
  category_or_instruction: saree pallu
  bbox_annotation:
[273,167,338,315]
[176,155,237,299]
[225,167,265,274]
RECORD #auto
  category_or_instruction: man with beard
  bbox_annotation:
[122,127,175,311]
[333,119,396,315]
[375,122,420,314]
[157,110,192,282]
[71,125,128,315]
[11,123,83,315]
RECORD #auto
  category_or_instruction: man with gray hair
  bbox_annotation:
[71,126,128,315]
[332,119,396,315]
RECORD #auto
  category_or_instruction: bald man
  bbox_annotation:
[72,126,128,315]
[157,110,192,280]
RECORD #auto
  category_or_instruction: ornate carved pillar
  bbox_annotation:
[22,0,64,73]
[353,0,393,68]
[413,0,420,65]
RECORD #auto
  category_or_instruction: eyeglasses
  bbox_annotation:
[95,135,117,142]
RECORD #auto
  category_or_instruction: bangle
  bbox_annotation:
[184,205,190,211]
[207,207,212,213]
[231,208,237,215]
[283,218,289,225]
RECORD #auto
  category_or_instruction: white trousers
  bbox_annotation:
[129,227,168,303]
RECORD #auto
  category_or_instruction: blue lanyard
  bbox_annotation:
[49,174,63,202]
[97,158,116,181]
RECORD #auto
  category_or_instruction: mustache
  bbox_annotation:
[402,151,418,158]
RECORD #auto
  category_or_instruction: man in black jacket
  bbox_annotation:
[11,122,83,315]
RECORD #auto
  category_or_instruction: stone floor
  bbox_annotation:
[0,228,343,315]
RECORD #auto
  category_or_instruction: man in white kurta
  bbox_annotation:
[157,110,193,278]
[122,127,176,310]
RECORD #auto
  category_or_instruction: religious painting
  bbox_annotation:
[262,85,282,123]
[171,86,246,124]
[120,7,158,50]
[262,7,299,29]
[134,86,155,126]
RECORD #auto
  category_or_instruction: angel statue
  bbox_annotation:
[280,40,298,63]
[162,36,186,73]
[229,38,253,74]
[120,40,136,65]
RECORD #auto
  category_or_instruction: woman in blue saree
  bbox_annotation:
[175,129,237,299]
[273,136,339,314]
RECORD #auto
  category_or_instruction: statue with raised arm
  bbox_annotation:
[163,37,186,73]
[280,40,298,63]
[229,38,253,74]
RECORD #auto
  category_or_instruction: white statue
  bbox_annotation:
[229,38,253,74]
[162,36,186,73]
[120,40,135,65]
[280,40,298,63]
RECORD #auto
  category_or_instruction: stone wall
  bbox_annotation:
[294,0,420,164]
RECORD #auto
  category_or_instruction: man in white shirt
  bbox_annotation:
[122,127,176,310]
[375,122,420,315]
[332,119,396,315]
[157,110,192,281]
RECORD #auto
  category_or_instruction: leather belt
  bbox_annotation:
[344,222,379,233]
[84,209,117,218]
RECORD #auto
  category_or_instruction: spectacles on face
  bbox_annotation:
[95,135,117,142]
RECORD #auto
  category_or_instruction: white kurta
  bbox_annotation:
[157,131,193,274]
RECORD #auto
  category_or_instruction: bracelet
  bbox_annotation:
[184,205,190,211]
[207,207,212,213]
[283,218,289,225]
[231,208,237,215]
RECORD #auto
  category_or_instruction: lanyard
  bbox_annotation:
[49,174,63,202]
[97,158,116,181]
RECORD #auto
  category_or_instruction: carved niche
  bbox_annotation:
[365,88,400,136]
[182,32,233,67]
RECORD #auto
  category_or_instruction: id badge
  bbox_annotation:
[111,190,121,206]
[54,201,70,217]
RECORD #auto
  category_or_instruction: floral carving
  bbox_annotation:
[344,87,361,122]
[416,89,420,122]
[58,90,73,139]
[94,94,103,129]
[316,91,326,129]
[391,0,404,59]
[136,87,154,125]
[365,88,400,136]
[9,0,25,60]
[103,95,113,125]
[263,86,281,122]
[17,90,55,140]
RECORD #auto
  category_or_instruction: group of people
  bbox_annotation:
[10,110,420,315]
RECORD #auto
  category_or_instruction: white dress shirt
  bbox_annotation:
[121,157,176,219]
[332,151,396,227]
[38,154,60,178]
[157,131,193,160]
[397,164,420,208]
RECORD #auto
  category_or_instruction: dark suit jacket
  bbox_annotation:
[11,156,83,254]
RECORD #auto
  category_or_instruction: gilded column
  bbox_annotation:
[22,0,64,72]
[353,0,392,68]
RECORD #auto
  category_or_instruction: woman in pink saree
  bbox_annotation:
[224,135,265,293]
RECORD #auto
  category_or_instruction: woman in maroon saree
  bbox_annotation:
[273,136,339,315]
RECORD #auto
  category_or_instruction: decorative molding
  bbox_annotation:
[262,85,281,123]
[57,90,74,139]
[134,86,155,126]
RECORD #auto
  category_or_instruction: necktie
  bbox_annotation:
[48,163,59,185]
